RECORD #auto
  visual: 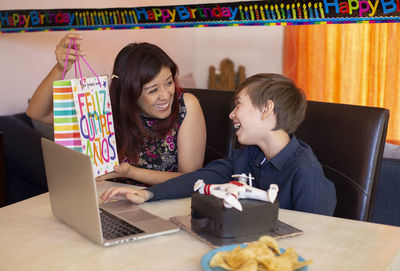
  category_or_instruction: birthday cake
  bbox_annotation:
[191,193,279,239]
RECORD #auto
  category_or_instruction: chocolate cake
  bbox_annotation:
[191,193,279,239]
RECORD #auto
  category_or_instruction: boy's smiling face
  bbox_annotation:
[229,87,265,145]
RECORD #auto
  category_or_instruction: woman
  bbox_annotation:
[27,33,206,185]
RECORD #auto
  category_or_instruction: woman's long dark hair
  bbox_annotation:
[110,43,181,162]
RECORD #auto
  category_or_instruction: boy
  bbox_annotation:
[101,73,337,215]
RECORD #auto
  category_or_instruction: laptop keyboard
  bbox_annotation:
[100,210,145,240]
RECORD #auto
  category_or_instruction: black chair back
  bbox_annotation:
[184,88,236,166]
[0,132,7,207]
[371,158,400,226]
[295,101,389,221]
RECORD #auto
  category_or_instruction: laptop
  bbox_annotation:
[41,137,180,246]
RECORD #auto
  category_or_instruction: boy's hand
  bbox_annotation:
[101,187,154,204]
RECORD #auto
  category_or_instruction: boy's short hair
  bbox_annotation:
[236,73,307,134]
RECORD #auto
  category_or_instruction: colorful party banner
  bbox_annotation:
[1,0,400,33]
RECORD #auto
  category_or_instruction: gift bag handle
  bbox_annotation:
[62,39,101,87]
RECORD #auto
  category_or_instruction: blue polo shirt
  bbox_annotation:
[147,135,337,216]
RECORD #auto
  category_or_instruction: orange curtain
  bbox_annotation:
[283,23,400,144]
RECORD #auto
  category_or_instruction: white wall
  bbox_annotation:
[0,0,283,115]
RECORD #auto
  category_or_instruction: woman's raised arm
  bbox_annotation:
[26,33,85,124]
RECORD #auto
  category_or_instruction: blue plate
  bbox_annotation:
[201,244,308,271]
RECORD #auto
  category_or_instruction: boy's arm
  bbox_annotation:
[291,168,337,215]
[146,158,235,201]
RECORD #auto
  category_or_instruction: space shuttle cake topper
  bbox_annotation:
[193,173,279,211]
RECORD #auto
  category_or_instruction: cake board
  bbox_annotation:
[170,215,303,248]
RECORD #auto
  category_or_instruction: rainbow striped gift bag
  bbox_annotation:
[53,75,119,177]
[53,80,82,152]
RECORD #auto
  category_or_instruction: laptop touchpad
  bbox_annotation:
[100,201,158,223]
[117,209,158,223]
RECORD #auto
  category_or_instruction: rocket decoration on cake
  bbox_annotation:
[193,173,279,212]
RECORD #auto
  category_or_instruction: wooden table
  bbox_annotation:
[0,181,399,271]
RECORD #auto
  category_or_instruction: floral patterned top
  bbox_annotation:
[114,94,187,186]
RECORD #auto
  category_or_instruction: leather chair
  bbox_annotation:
[184,88,236,166]
[371,158,400,226]
[0,132,7,207]
[295,101,389,221]
[0,113,50,206]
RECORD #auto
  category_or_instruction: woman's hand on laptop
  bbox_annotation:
[101,187,154,204]
[96,163,133,182]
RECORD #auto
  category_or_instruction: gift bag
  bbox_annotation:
[53,39,118,177]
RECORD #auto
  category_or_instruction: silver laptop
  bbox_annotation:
[41,137,180,246]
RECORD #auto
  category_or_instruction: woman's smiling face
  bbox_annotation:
[137,66,175,119]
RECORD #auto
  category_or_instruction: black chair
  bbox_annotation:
[0,132,6,207]
[371,158,400,226]
[295,101,389,221]
[0,113,49,206]
[184,88,236,166]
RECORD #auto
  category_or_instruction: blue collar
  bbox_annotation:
[257,134,299,170]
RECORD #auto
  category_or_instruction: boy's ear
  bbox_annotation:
[261,100,274,120]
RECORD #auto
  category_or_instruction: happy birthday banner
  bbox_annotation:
[2,0,400,33]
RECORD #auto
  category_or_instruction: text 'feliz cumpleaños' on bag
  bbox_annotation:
[53,39,118,177]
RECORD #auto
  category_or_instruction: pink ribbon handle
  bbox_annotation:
[62,39,77,80]
[61,39,101,87]
[80,55,101,87]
